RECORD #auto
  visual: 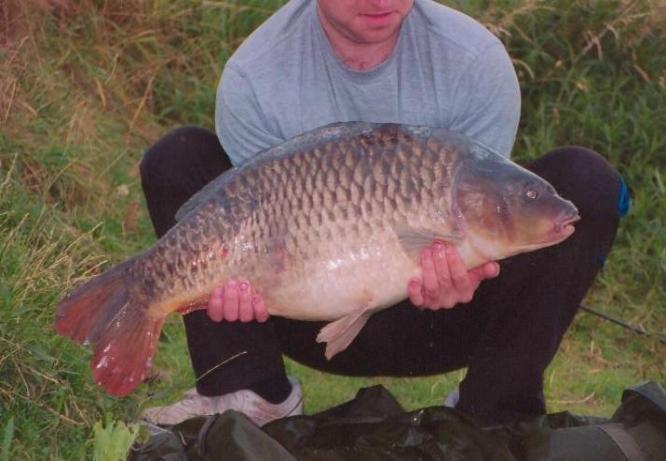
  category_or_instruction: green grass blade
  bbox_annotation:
[1,417,15,461]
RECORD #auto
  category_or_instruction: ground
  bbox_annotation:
[0,1,664,459]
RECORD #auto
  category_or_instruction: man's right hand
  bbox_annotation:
[207,280,269,323]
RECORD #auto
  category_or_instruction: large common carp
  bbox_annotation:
[55,122,579,397]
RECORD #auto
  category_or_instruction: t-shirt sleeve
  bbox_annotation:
[449,42,521,158]
[215,64,283,166]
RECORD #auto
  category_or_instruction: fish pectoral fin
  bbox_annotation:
[316,309,374,360]
[394,223,463,261]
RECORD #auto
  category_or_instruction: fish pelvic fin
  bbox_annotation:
[316,308,374,360]
[54,260,163,397]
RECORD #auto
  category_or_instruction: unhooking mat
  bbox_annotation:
[129,381,666,460]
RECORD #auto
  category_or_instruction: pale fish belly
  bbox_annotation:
[264,230,420,321]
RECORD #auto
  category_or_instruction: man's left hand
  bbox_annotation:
[408,242,500,310]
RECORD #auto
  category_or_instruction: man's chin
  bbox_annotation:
[350,23,401,43]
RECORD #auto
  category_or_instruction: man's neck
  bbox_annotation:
[317,10,401,71]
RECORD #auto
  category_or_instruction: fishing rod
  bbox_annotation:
[580,304,666,345]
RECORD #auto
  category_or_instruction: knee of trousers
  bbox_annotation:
[530,146,631,227]
[139,125,219,188]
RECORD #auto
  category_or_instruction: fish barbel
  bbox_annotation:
[55,122,579,396]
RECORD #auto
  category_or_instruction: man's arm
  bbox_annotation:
[210,34,519,318]
[450,41,521,158]
[407,40,519,309]
[215,65,284,166]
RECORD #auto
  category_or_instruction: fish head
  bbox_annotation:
[452,153,580,262]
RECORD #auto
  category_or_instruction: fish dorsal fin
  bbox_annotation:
[394,223,464,261]
[175,170,238,221]
[176,122,430,221]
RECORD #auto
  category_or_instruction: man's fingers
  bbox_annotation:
[446,244,478,304]
[469,262,500,282]
[408,278,425,306]
[253,293,269,322]
[208,280,270,323]
[413,243,498,312]
[238,280,253,322]
[208,287,224,322]
[432,242,452,288]
[420,248,439,295]
[223,281,240,322]
[484,262,500,279]
[446,245,470,288]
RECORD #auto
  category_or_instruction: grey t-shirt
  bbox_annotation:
[215,0,520,166]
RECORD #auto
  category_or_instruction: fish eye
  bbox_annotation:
[526,189,538,200]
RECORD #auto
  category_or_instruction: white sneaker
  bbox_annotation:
[141,376,303,427]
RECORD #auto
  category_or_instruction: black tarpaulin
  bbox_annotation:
[129,381,666,460]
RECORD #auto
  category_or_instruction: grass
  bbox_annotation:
[0,0,664,458]
[92,419,140,461]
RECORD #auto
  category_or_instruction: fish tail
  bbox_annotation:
[55,260,164,397]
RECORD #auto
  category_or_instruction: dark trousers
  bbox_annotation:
[140,126,623,425]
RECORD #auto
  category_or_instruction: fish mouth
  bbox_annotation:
[553,212,581,239]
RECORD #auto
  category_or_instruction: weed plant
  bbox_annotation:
[0,0,664,458]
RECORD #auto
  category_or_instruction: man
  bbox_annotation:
[140,0,623,426]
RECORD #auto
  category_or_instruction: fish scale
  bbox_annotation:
[143,128,431,311]
[55,122,579,396]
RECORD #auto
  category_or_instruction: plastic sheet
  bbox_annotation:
[130,381,666,460]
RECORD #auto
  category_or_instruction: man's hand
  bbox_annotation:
[408,242,500,310]
[207,280,269,323]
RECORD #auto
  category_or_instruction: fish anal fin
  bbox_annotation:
[394,223,463,261]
